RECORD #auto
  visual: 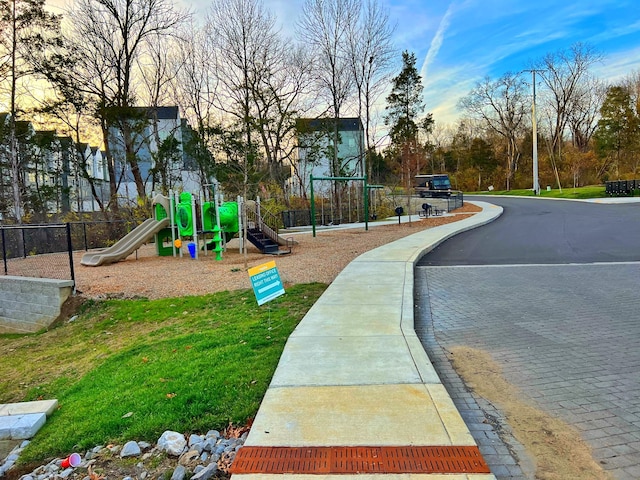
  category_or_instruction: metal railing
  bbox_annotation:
[247,203,283,245]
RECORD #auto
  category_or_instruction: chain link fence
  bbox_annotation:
[1,224,75,281]
[1,220,137,282]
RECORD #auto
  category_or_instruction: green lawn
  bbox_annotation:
[0,284,326,463]
[469,185,607,199]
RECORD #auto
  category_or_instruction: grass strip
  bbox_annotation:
[470,185,606,199]
[0,283,326,463]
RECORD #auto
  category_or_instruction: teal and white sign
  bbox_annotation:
[248,260,285,306]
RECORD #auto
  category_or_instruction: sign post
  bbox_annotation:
[248,260,285,306]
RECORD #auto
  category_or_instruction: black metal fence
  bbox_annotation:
[69,220,137,251]
[282,210,311,228]
[1,220,137,282]
[1,224,75,281]
[281,192,465,228]
[446,192,464,211]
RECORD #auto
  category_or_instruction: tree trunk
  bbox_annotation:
[101,121,119,213]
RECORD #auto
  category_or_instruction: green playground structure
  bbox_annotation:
[82,188,291,267]
[153,191,240,261]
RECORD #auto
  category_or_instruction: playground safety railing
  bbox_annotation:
[247,204,283,245]
[1,223,75,282]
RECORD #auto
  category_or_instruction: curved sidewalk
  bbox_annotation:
[232,201,503,480]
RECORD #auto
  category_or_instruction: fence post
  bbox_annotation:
[66,223,76,289]
[1,228,6,275]
[83,222,88,250]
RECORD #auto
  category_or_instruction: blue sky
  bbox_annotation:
[49,0,640,125]
[257,0,640,124]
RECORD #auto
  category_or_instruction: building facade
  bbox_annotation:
[0,106,201,221]
[108,106,200,202]
[289,117,365,197]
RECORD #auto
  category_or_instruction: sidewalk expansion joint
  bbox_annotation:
[231,445,490,475]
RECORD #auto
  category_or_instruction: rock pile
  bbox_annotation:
[0,429,246,480]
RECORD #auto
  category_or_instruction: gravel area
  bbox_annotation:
[73,204,481,300]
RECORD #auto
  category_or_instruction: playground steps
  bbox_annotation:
[247,228,291,255]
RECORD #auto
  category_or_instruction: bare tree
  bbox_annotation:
[534,43,602,189]
[0,0,63,222]
[567,74,606,152]
[428,123,454,172]
[346,0,395,177]
[67,0,189,205]
[250,43,315,197]
[206,0,278,167]
[138,32,183,193]
[170,23,218,192]
[459,73,528,190]
[297,0,360,211]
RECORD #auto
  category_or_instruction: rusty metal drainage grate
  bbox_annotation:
[230,446,491,474]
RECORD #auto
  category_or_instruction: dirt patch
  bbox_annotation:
[71,206,480,300]
[47,295,88,330]
[448,346,612,480]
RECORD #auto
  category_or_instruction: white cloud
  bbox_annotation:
[593,46,640,84]
[420,3,456,80]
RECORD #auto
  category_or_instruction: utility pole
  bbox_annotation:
[532,70,539,195]
[525,69,544,195]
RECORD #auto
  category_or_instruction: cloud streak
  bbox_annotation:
[420,2,456,82]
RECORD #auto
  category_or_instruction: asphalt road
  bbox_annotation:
[418,196,640,266]
[415,196,640,479]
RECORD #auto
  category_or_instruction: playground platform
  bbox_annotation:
[231,201,503,479]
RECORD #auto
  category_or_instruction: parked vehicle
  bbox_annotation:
[414,174,452,198]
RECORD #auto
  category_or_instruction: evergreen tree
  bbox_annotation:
[385,51,425,145]
[594,85,640,178]
[384,51,433,189]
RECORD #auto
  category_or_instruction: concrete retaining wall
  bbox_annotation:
[0,277,74,334]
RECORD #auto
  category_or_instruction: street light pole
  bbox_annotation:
[531,70,540,195]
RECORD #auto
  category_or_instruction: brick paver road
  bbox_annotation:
[415,198,640,479]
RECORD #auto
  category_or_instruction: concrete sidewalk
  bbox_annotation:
[231,201,503,479]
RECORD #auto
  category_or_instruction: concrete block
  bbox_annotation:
[0,400,58,417]
[0,413,46,440]
[0,416,15,440]
[10,413,46,439]
[0,277,74,333]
